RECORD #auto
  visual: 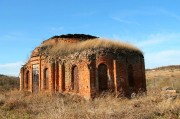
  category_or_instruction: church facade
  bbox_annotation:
[20,34,146,98]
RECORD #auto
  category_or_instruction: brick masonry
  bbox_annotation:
[20,35,146,99]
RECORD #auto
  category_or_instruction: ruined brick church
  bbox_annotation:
[20,34,146,98]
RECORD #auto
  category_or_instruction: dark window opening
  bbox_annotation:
[128,65,134,87]
[26,71,29,89]
[71,65,79,92]
[98,63,108,92]
[61,64,65,91]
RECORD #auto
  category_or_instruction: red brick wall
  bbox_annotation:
[58,63,65,92]
[20,48,146,99]
[89,61,96,97]
[55,62,59,92]
[96,55,115,92]
[78,61,91,98]
[113,57,128,96]
[42,38,82,46]
[49,63,55,92]
[58,59,91,98]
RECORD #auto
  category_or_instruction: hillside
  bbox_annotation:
[0,66,179,119]
[146,65,180,71]
[0,74,19,92]
[146,65,180,91]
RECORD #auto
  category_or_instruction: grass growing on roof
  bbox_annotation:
[39,38,142,58]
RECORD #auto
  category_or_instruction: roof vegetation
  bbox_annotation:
[39,38,142,58]
[50,34,98,40]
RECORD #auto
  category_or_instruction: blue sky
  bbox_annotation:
[0,0,180,76]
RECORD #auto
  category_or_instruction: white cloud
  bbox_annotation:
[137,33,180,68]
[111,17,140,25]
[112,32,180,69]
[135,33,180,48]
[0,61,24,76]
[145,50,180,69]
[112,32,180,48]
[137,39,163,47]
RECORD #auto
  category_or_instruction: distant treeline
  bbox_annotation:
[0,74,19,91]
[146,65,180,71]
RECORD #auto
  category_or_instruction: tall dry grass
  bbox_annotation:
[0,75,19,92]
[146,68,180,91]
[0,67,180,119]
[0,90,179,119]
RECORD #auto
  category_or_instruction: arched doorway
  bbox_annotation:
[98,63,108,92]
[33,64,39,93]
[72,65,79,92]
[44,68,49,90]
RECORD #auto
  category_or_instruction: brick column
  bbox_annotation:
[108,61,114,91]
[116,57,128,96]
[141,57,146,91]
[114,59,126,96]
[24,70,27,90]
[59,63,66,92]
[59,63,62,92]
[95,68,99,92]
[39,58,42,91]
[41,67,46,91]
[20,67,24,91]
[113,60,118,95]
[55,62,59,92]
[49,63,55,92]
[29,66,33,92]
[89,61,96,97]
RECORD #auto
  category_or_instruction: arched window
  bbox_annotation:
[128,65,134,87]
[26,71,29,89]
[61,64,65,91]
[71,65,79,92]
[98,63,108,92]
[44,68,49,90]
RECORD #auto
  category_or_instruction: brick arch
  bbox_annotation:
[71,65,79,92]
[44,68,49,90]
[98,63,108,92]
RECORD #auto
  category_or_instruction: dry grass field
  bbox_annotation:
[0,66,179,119]
[146,65,180,91]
